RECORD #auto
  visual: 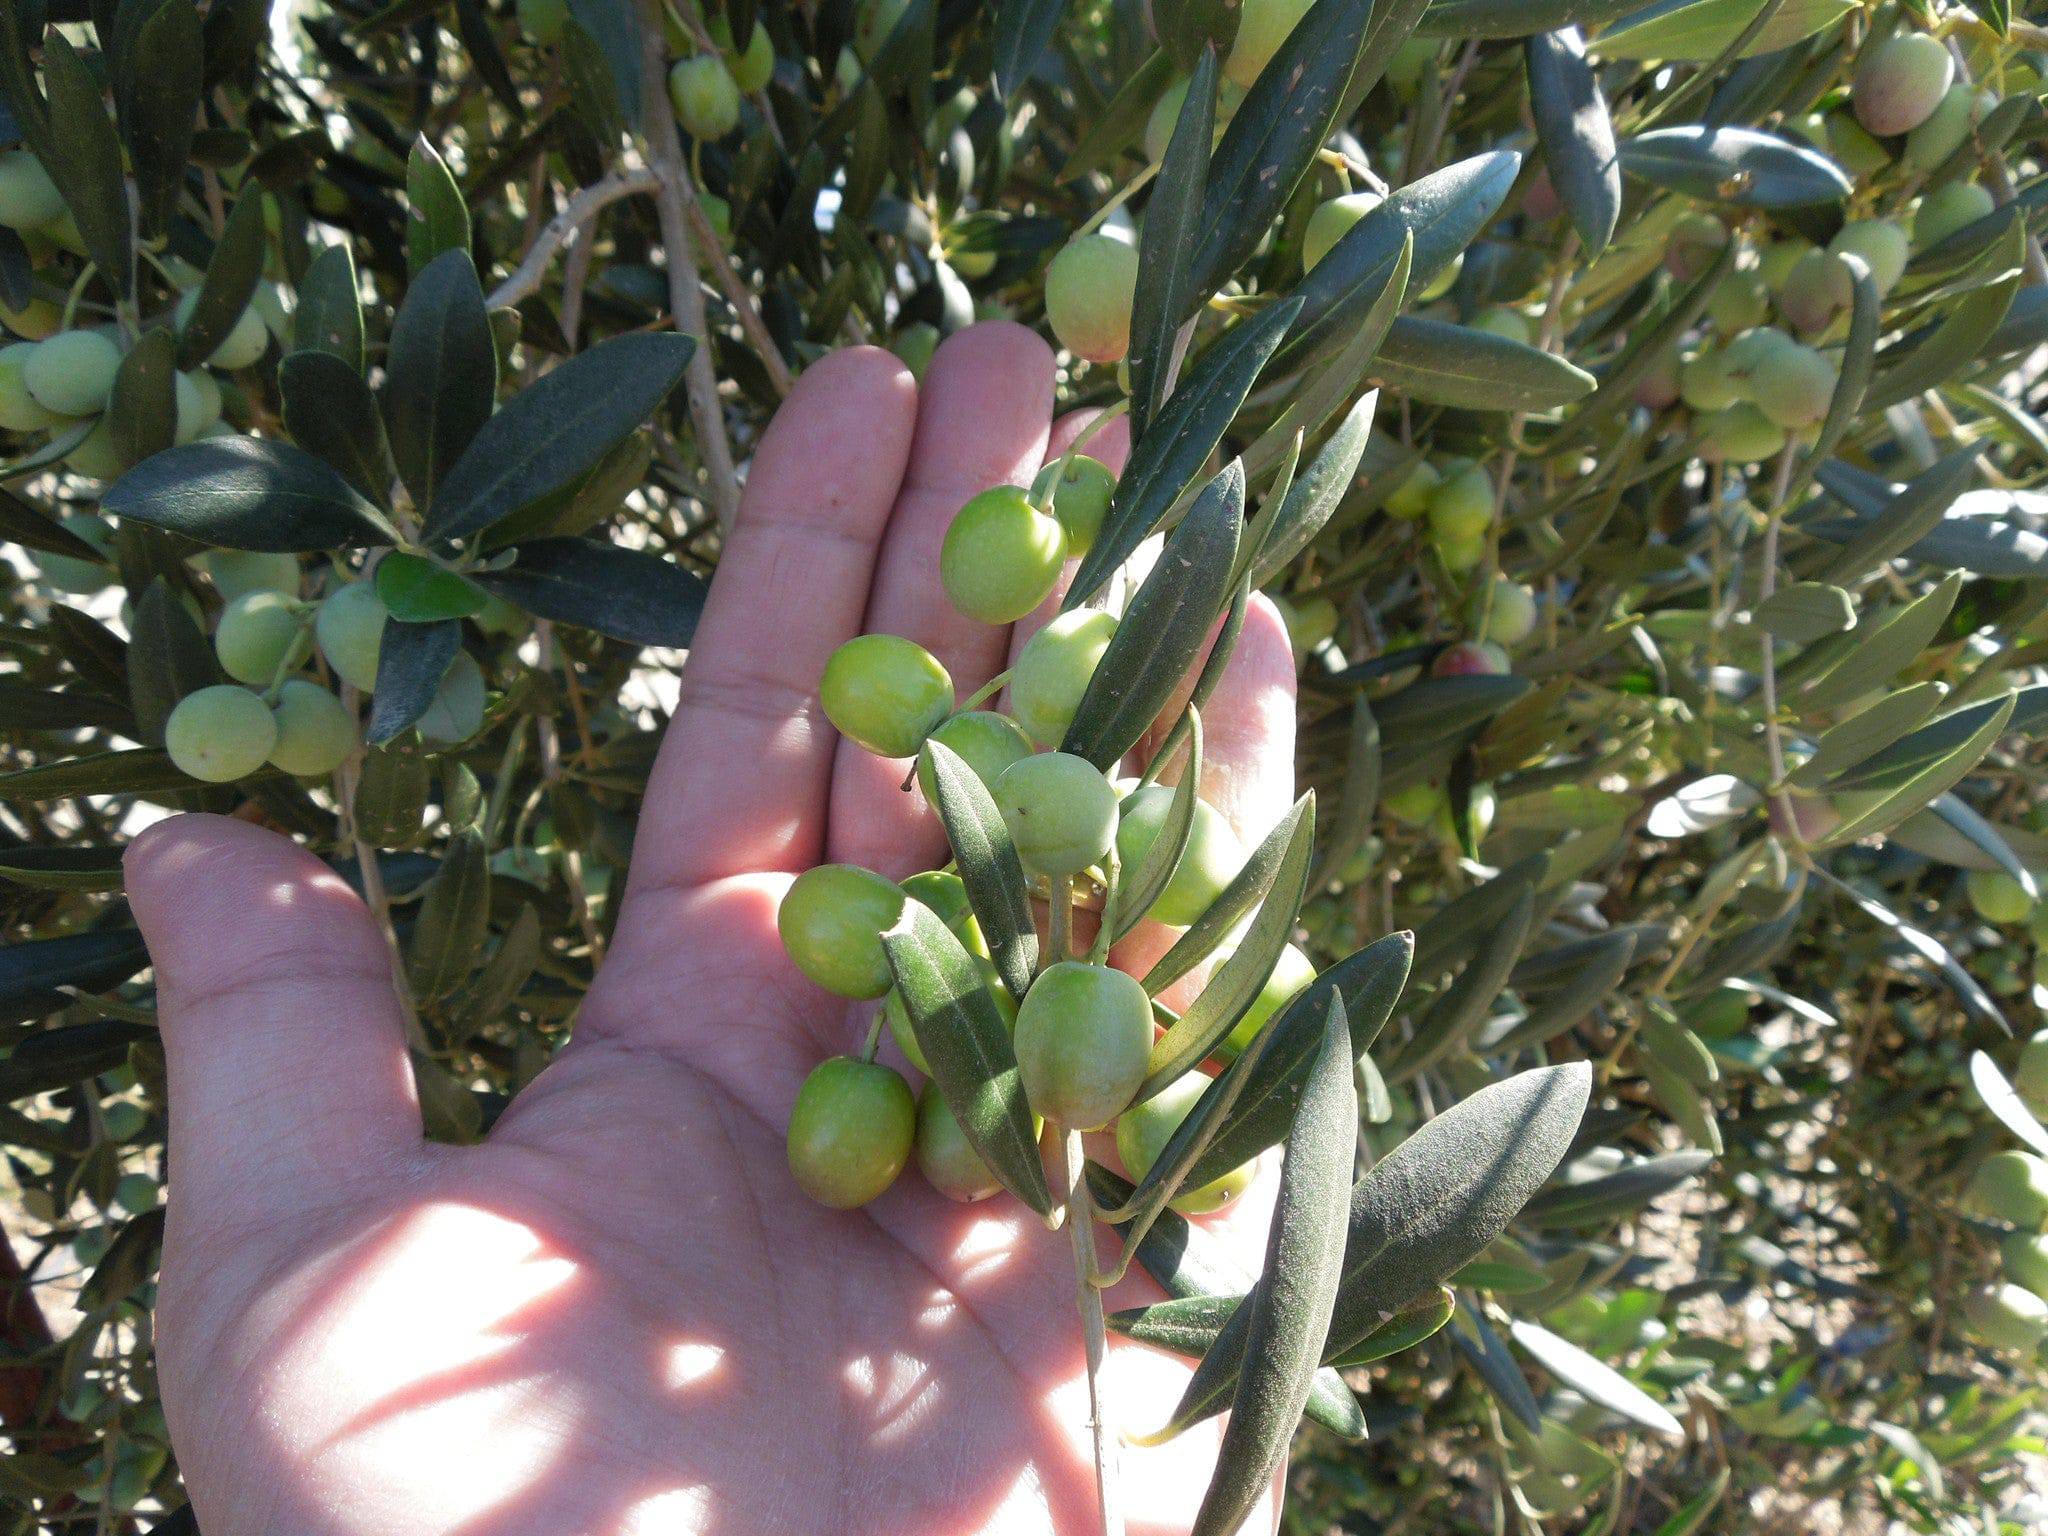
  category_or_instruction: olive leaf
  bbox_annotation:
[1126,46,1214,439]
[408,828,490,1001]
[1106,1292,1364,1440]
[1061,460,1242,769]
[1187,994,1355,1536]
[1383,886,1536,1081]
[39,33,131,297]
[1374,317,1595,412]
[1145,793,1314,998]
[883,903,1052,1216]
[406,135,471,277]
[1491,927,1637,1053]
[991,0,1065,96]
[366,618,462,746]
[1969,1051,2048,1161]
[384,248,497,510]
[126,578,220,746]
[1246,388,1378,588]
[1618,125,1852,206]
[1509,1319,1685,1439]
[0,933,152,1031]
[919,738,1038,999]
[279,349,400,506]
[107,329,178,472]
[1526,29,1620,257]
[375,552,490,623]
[295,243,366,372]
[471,538,706,648]
[124,0,203,239]
[176,186,267,368]
[102,437,397,552]
[1815,446,1982,586]
[1522,1147,1711,1228]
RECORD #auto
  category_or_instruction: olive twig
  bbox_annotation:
[1054,1129,1125,1536]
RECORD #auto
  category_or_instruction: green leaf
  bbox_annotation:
[882,903,1052,1217]
[1816,447,1983,588]
[471,538,707,648]
[102,437,394,552]
[1548,242,1732,450]
[1863,228,2024,413]
[126,0,204,239]
[1526,29,1620,256]
[406,135,472,276]
[409,828,490,1001]
[1411,851,1550,979]
[1594,0,1853,59]
[294,243,365,373]
[1618,125,1851,206]
[1373,316,1595,411]
[0,489,103,561]
[1066,297,1300,609]
[1127,47,1214,439]
[1190,0,1381,297]
[1754,582,1854,643]
[107,328,178,473]
[1142,792,1315,1094]
[278,349,398,506]
[564,0,642,125]
[0,932,149,1027]
[992,0,1065,95]
[1491,928,1637,1053]
[1188,994,1355,1536]
[1248,389,1378,588]
[0,846,127,892]
[1415,0,1641,35]
[1278,151,1520,375]
[1165,1063,1592,1435]
[1817,865,2005,1032]
[919,738,1038,999]
[1383,886,1535,1081]
[1790,682,1946,788]
[1062,462,1243,768]
[176,186,267,368]
[1059,49,1177,183]
[355,747,432,845]
[126,577,220,746]
[1969,1050,2048,1160]
[1453,1305,1544,1432]
[1522,1148,1710,1227]
[1797,571,1961,714]
[0,749,212,803]
[375,552,489,623]
[423,332,695,542]
[1819,692,2013,845]
[366,619,461,746]
[385,248,497,511]
[1509,1319,1684,1438]
[1086,1163,1256,1299]
[1106,1301,1365,1440]
[40,33,132,297]
[1327,1285,1456,1365]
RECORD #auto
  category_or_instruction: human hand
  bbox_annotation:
[127,321,1300,1536]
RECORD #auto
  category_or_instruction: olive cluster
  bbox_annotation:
[776,459,1313,1211]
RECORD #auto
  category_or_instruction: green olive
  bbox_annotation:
[1045,235,1139,365]
[1965,1150,2048,1228]
[0,342,61,430]
[1302,192,1382,272]
[901,868,974,929]
[713,15,775,93]
[315,581,389,692]
[1915,180,1995,249]
[2005,1229,2048,1294]
[1468,577,1537,647]
[266,680,359,777]
[164,684,279,783]
[1114,784,1242,926]
[1115,1070,1255,1214]
[204,549,301,603]
[1426,464,1494,544]
[1383,782,1444,827]
[1014,960,1154,1129]
[1696,403,1787,466]
[1678,348,1745,414]
[785,1056,916,1209]
[1777,248,1850,335]
[915,1084,1005,1201]
[34,513,115,594]
[1826,219,1909,296]
[891,321,941,380]
[24,330,121,417]
[175,290,269,370]
[0,152,63,230]
[1470,306,1532,345]
[1851,32,1955,137]
[1223,941,1317,1055]
[777,863,907,999]
[993,751,1119,878]
[821,633,955,759]
[1963,1281,2048,1352]
[2014,1029,2048,1116]
[1382,459,1440,521]
[1030,453,1115,558]
[516,0,568,43]
[1967,869,2035,925]
[917,709,1034,803]
[1010,609,1117,746]
[1223,0,1313,87]
[63,417,126,481]
[215,590,311,686]
[940,484,1067,624]
[669,55,742,139]
[1705,271,1770,335]
[1431,639,1510,678]
[1747,342,1836,431]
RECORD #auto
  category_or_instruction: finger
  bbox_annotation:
[1004,407,1135,671]
[625,346,919,895]
[124,814,422,1225]
[825,321,1057,879]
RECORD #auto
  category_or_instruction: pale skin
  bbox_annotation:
[125,322,1300,1536]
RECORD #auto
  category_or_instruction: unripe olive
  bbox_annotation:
[713,15,775,94]
[940,484,1067,624]
[1434,535,1484,573]
[24,330,121,417]
[993,751,1119,878]
[1852,32,1956,138]
[1634,345,1682,410]
[1965,1150,2048,1227]
[174,369,221,443]
[2006,1229,2048,1295]
[916,1084,1003,1202]
[1014,961,1153,1129]
[1964,1281,2048,1351]
[1385,34,1436,98]
[1777,247,1851,335]
[1417,251,1462,303]
[174,289,270,371]
[1010,608,1116,745]
[1432,639,1510,677]
[1437,780,1497,845]
[63,417,125,480]
[0,152,63,230]
[1678,347,1745,413]
[1470,306,1532,345]
[1141,75,1247,160]
[786,1056,916,1209]
[1382,459,1440,520]
[1749,343,1837,431]
[1115,785,1242,926]
[1384,781,1445,826]
[1031,453,1115,558]
[1045,235,1139,365]
[165,684,279,782]
[778,863,907,1000]
[917,709,1034,803]
[315,581,389,693]
[1224,0,1313,88]
[901,868,974,929]
[1757,239,1808,292]
[1426,463,1494,544]
[1664,213,1728,281]
[2013,1029,2048,1115]
[1824,110,1892,177]
[1303,192,1382,273]
[1915,180,1995,249]
[854,0,910,61]
[516,0,568,43]
[1707,271,1770,335]
[1969,869,2036,925]
[204,549,300,602]
[1115,1070,1255,1214]
[1223,941,1317,1055]
[820,633,955,759]
[1469,577,1538,647]
[1827,220,1909,296]
[35,513,115,594]
[1696,403,1787,465]
[1279,595,1338,654]
[1721,324,1797,381]
[414,647,480,745]
[0,341,61,430]
[215,590,311,685]
[267,680,359,776]
[1905,82,1979,169]
[891,321,940,380]
[669,55,742,140]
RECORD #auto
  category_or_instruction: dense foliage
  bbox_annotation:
[2,0,2048,1528]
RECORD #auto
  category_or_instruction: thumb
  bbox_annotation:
[125,814,423,1226]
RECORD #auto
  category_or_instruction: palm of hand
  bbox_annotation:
[129,325,1297,1536]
